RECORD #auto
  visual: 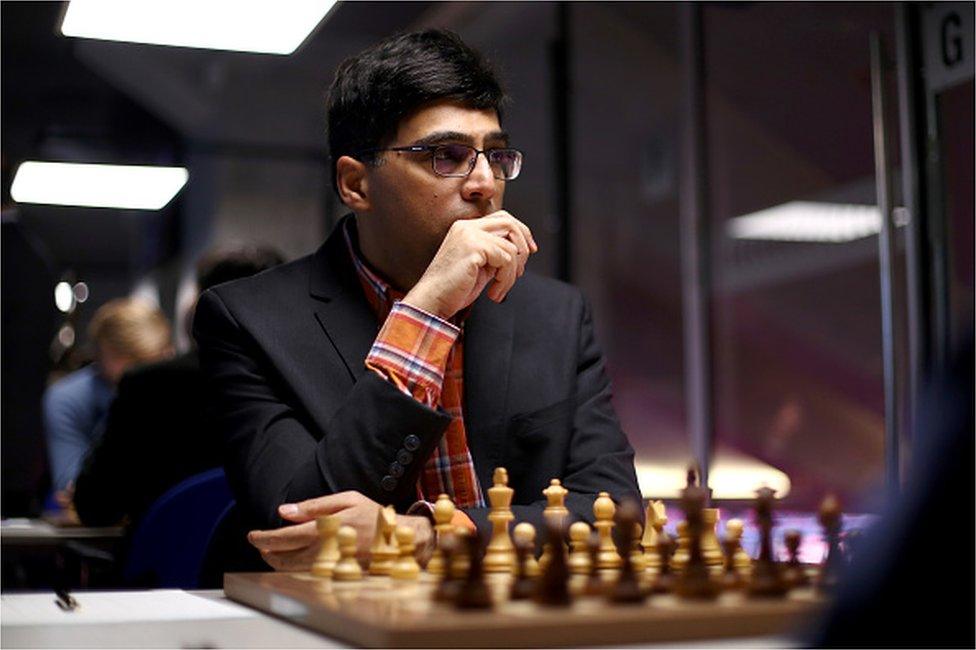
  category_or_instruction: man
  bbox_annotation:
[193,30,641,571]
[72,246,283,528]
[44,298,173,503]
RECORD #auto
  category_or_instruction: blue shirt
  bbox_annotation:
[43,365,115,492]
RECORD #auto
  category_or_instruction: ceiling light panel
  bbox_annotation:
[728,201,882,243]
[61,0,336,55]
[11,162,189,210]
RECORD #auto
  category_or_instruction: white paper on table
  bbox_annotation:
[1,590,259,626]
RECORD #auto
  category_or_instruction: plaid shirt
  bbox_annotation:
[343,220,486,513]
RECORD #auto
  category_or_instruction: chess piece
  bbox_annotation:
[427,494,456,576]
[674,477,719,599]
[583,530,605,597]
[433,532,460,602]
[455,532,492,610]
[484,467,516,573]
[369,505,399,576]
[725,518,752,574]
[451,528,472,579]
[672,521,690,571]
[782,529,809,587]
[642,499,667,572]
[593,491,622,570]
[539,479,570,571]
[702,508,724,575]
[512,522,541,577]
[720,536,744,590]
[609,500,647,604]
[534,519,572,606]
[630,521,647,574]
[390,525,421,581]
[333,525,363,581]
[510,534,536,600]
[746,486,788,598]
[312,514,341,578]
[650,533,677,594]
[543,478,570,521]
[567,521,592,575]
[816,493,844,593]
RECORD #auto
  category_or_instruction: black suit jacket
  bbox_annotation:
[73,351,222,527]
[192,217,641,536]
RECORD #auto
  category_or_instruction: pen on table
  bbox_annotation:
[54,588,79,612]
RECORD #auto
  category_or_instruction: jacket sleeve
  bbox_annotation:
[192,289,454,529]
[463,292,643,538]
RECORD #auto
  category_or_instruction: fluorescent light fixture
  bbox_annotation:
[60,0,336,55]
[11,162,188,210]
[728,201,882,243]
[636,455,791,500]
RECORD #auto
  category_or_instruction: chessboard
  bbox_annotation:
[224,571,827,647]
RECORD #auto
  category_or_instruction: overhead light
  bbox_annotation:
[60,0,336,55]
[635,455,791,500]
[728,201,882,243]
[11,162,188,210]
[54,282,75,313]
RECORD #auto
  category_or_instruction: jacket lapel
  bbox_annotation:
[463,292,515,491]
[308,217,377,384]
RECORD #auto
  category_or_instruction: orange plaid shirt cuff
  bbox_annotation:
[365,301,460,406]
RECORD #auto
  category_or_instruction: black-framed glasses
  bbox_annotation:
[363,143,523,180]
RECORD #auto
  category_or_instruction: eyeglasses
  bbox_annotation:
[363,143,523,180]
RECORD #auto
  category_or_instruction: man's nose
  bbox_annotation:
[460,152,496,201]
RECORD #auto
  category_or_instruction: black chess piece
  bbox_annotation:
[783,529,809,588]
[747,486,789,598]
[675,476,720,600]
[534,519,572,606]
[583,530,604,597]
[510,535,536,600]
[609,500,647,603]
[455,533,492,609]
[720,536,744,591]
[433,532,460,603]
[650,533,676,594]
[816,494,844,593]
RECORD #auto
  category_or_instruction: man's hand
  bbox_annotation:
[246,491,434,572]
[403,211,538,320]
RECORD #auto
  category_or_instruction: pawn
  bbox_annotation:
[512,522,541,577]
[630,521,647,574]
[390,525,421,581]
[593,492,622,570]
[650,533,677,594]
[816,494,844,593]
[609,500,646,604]
[725,518,753,574]
[312,514,341,578]
[510,534,536,600]
[455,532,492,610]
[534,519,572,607]
[427,494,456,576]
[567,521,592,575]
[720,536,744,590]
[583,530,605,597]
[746,486,788,598]
[783,529,809,587]
[333,525,363,582]
[433,532,460,603]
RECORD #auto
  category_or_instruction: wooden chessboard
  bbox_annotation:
[224,571,828,647]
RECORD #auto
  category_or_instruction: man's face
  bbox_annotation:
[364,100,509,270]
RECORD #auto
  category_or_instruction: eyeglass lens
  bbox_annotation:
[432,144,522,180]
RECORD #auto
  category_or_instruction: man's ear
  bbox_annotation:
[336,155,371,212]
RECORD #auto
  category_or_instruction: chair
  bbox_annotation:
[123,468,234,589]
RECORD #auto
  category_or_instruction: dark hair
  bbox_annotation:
[196,245,285,292]
[326,29,507,193]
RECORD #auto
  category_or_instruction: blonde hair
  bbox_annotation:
[87,298,172,362]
